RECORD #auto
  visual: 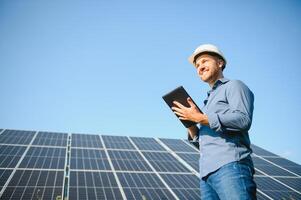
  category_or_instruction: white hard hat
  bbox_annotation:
[188,44,227,67]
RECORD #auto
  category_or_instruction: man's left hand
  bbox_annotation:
[171,97,209,126]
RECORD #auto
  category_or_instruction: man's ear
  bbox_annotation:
[218,59,224,69]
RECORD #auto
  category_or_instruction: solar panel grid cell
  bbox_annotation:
[275,177,301,192]
[159,138,198,153]
[255,176,301,199]
[0,130,35,145]
[1,170,64,200]
[264,157,301,176]
[142,152,190,172]
[33,132,68,147]
[70,148,111,170]
[0,145,27,168]
[252,156,297,177]
[19,147,66,169]
[69,171,123,200]
[176,153,199,171]
[130,137,166,151]
[160,173,200,200]
[108,150,152,171]
[251,144,279,157]
[102,135,135,150]
[71,134,103,148]
[0,170,12,191]
[117,172,175,200]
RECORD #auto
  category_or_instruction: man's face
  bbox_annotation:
[194,54,223,84]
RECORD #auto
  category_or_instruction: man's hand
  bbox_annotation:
[171,97,209,126]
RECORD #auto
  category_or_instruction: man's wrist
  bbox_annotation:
[197,113,209,126]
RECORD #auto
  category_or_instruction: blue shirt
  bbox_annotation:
[197,78,254,178]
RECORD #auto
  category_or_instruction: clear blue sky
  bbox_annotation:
[1,0,300,164]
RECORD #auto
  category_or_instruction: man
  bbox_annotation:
[172,44,257,200]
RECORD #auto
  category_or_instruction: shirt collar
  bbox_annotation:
[207,77,230,94]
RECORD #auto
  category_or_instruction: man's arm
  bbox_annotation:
[187,125,199,140]
[207,80,254,133]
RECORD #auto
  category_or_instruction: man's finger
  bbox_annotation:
[173,101,186,109]
[187,97,196,107]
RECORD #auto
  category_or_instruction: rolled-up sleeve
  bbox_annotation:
[208,80,254,133]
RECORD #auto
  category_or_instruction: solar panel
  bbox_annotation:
[1,169,64,200]
[69,171,122,200]
[252,156,297,177]
[71,133,103,148]
[102,135,135,150]
[159,138,198,153]
[33,131,68,147]
[142,152,190,172]
[274,177,301,192]
[130,137,166,151]
[108,150,152,171]
[117,172,175,199]
[0,170,12,191]
[161,174,201,200]
[1,128,301,200]
[19,147,66,169]
[70,148,110,170]
[263,157,301,176]
[176,153,199,171]
[254,176,301,199]
[251,144,279,157]
[0,130,35,145]
[0,145,27,168]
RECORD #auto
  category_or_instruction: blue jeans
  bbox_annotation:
[200,161,257,200]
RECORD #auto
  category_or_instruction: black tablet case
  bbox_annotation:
[162,86,202,128]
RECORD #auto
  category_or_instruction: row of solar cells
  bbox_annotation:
[1,129,301,200]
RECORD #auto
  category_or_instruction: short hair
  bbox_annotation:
[193,52,226,70]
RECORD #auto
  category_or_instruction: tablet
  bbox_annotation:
[162,86,202,128]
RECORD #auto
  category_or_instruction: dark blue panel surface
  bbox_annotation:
[161,174,200,200]
[130,137,166,151]
[102,135,135,150]
[33,131,68,147]
[71,133,102,148]
[117,172,175,200]
[0,130,35,145]
[159,138,198,153]
[176,153,199,171]
[69,171,122,200]
[108,150,152,171]
[70,148,110,170]
[19,147,66,169]
[1,170,64,200]
[142,152,190,172]
[0,145,26,168]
